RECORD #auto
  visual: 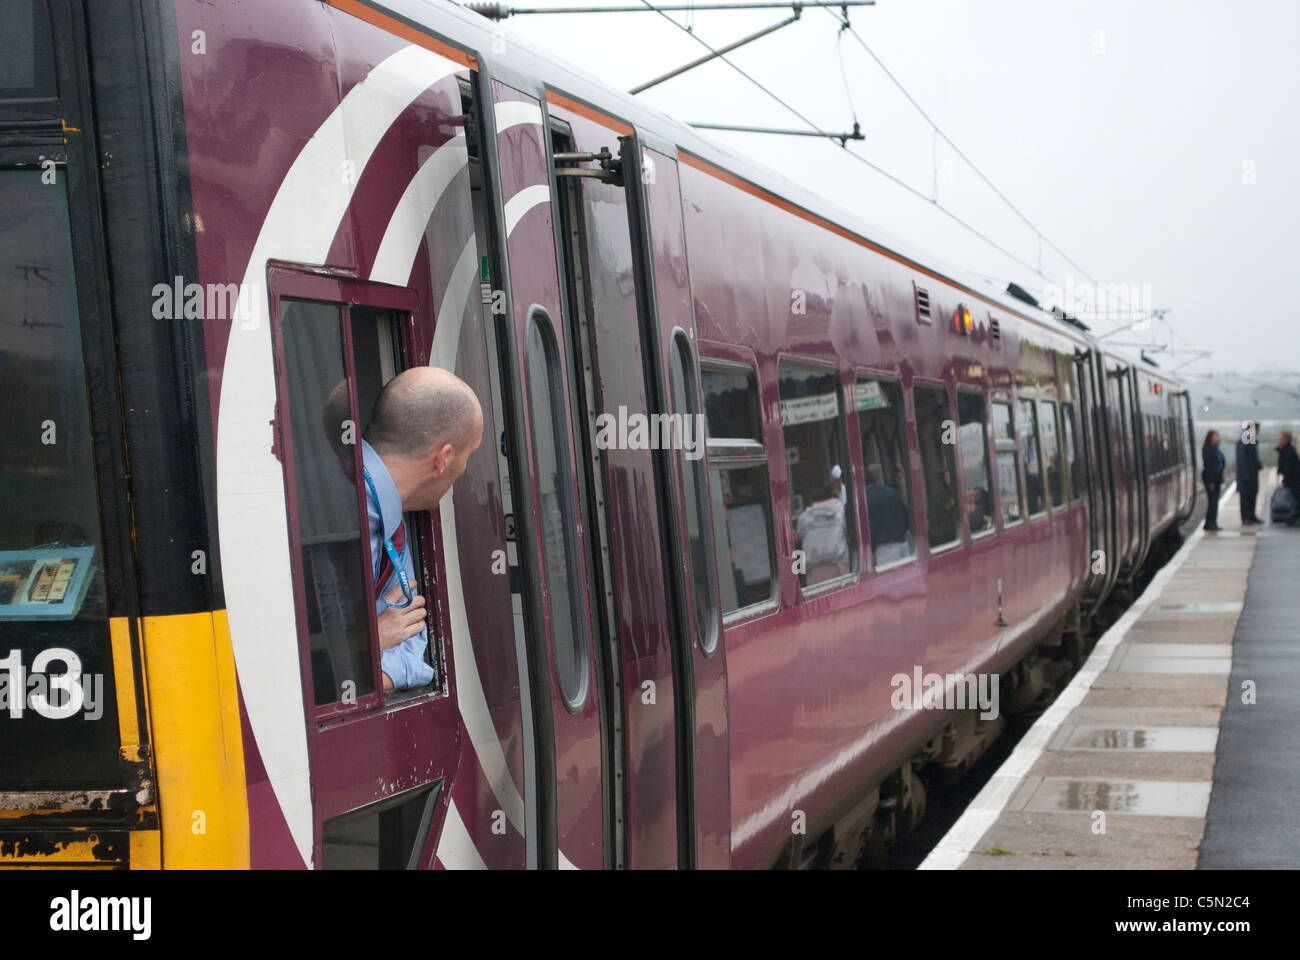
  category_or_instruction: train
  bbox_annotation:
[0,0,1196,869]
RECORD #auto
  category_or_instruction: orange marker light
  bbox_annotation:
[953,304,972,335]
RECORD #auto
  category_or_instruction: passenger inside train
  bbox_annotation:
[360,368,483,691]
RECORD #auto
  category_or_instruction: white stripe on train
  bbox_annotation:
[216,45,463,868]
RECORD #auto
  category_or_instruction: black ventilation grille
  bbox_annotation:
[915,285,931,323]
[989,317,1001,342]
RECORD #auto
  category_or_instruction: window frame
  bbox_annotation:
[1039,396,1067,511]
[912,378,963,554]
[266,267,441,727]
[777,354,858,596]
[1061,400,1083,504]
[854,369,920,573]
[1017,392,1049,521]
[667,329,722,657]
[699,354,779,624]
[990,395,1025,529]
[524,306,593,713]
[956,384,997,541]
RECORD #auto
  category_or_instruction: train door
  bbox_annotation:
[624,141,731,868]
[1074,348,1113,612]
[1127,369,1152,571]
[483,78,609,869]
[1111,366,1137,575]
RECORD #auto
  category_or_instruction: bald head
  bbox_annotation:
[365,367,481,460]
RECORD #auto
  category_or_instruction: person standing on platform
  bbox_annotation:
[1236,421,1263,525]
[1202,429,1224,532]
[1278,431,1300,510]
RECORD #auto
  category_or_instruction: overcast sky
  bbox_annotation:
[491,0,1300,382]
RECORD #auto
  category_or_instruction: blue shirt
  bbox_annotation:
[361,439,436,690]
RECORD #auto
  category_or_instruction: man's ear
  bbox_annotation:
[431,442,454,477]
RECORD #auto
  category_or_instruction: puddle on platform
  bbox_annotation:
[1153,602,1244,614]
[1120,643,1232,658]
[1011,778,1212,817]
[1056,725,1219,753]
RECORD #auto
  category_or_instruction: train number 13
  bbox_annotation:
[0,648,87,720]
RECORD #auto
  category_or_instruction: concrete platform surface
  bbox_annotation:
[920,477,1300,870]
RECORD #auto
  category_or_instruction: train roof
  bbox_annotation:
[393,0,1175,383]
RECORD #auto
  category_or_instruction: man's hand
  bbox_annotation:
[377,585,426,651]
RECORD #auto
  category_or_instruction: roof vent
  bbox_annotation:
[914,284,932,324]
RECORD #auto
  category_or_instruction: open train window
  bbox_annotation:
[1018,398,1047,518]
[701,361,776,618]
[991,401,1023,527]
[779,360,856,590]
[1040,400,1066,509]
[856,375,916,567]
[271,278,440,717]
[957,389,995,538]
[914,383,960,549]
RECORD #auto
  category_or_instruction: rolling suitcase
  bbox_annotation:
[1270,486,1299,525]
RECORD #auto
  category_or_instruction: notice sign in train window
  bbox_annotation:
[0,547,96,620]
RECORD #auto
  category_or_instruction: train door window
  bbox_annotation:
[957,389,995,537]
[1040,400,1065,509]
[525,312,590,709]
[280,300,378,707]
[1018,398,1046,518]
[779,361,856,589]
[669,334,720,653]
[1061,402,1082,503]
[856,376,916,567]
[701,362,776,617]
[914,384,960,549]
[991,401,1023,526]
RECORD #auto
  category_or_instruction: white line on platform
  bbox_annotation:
[917,482,1236,870]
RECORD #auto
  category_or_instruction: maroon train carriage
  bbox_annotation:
[0,0,1195,869]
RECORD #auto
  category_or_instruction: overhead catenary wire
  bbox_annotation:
[633,0,1058,283]
[822,8,1098,286]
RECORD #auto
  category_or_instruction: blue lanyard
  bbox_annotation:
[362,466,414,609]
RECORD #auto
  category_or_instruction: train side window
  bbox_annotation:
[856,376,916,566]
[701,363,776,617]
[780,361,856,589]
[525,313,590,710]
[1018,398,1046,518]
[957,389,995,537]
[669,334,720,654]
[280,300,379,706]
[914,384,960,549]
[1061,402,1082,502]
[1040,400,1065,509]
[991,401,1023,526]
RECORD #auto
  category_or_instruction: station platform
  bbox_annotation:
[921,473,1300,870]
